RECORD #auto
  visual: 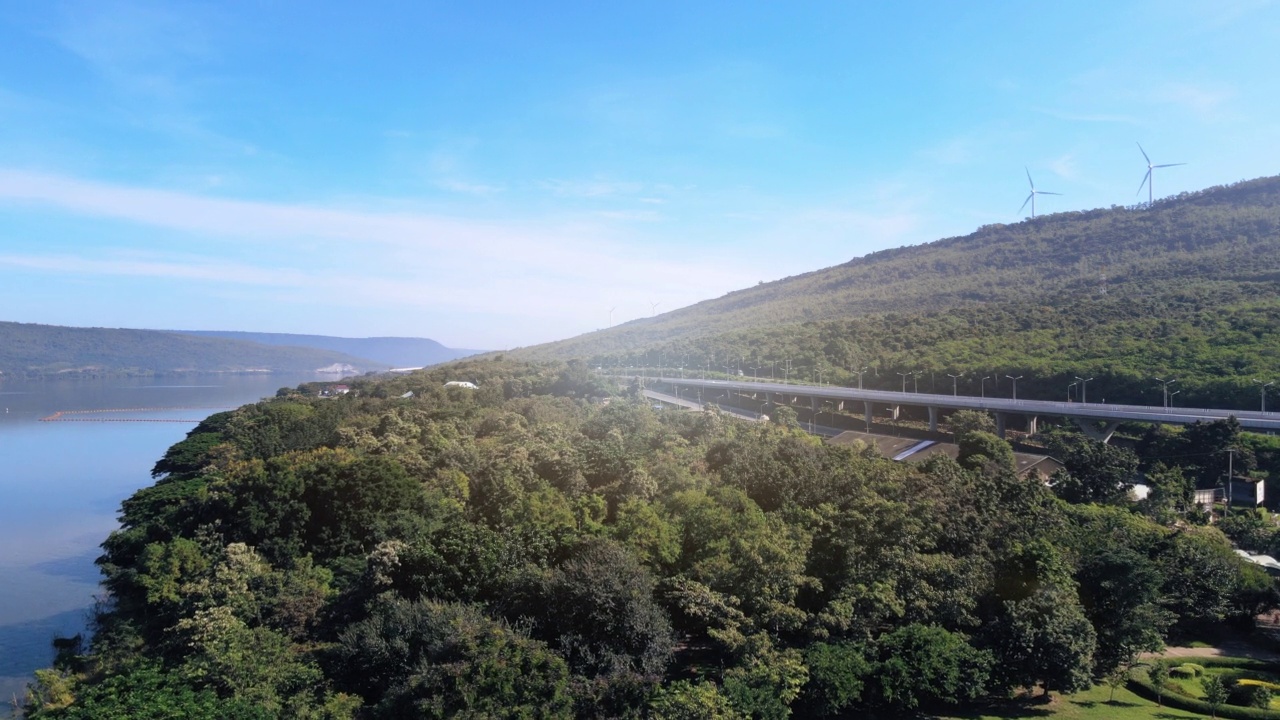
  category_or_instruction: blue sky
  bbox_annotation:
[1,1,1277,349]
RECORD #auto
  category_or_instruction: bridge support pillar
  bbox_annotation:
[864,401,873,430]
[1027,415,1038,436]
[1075,419,1120,443]
[837,400,844,411]
[928,406,938,433]
[890,405,900,420]
[995,412,1007,439]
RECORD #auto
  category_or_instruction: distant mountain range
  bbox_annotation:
[0,323,478,379]
[175,331,482,368]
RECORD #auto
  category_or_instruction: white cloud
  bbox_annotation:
[1152,82,1235,119]
[1049,153,1079,181]
[0,253,307,286]
[0,169,758,346]
[539,178,644,198]
[1032,107,1141,125]
[433,178,505,195]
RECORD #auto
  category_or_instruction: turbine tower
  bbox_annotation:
[1136,143,1185,208]
[1019,168,1061,218]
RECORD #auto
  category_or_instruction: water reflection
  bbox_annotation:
[0,372,324,695]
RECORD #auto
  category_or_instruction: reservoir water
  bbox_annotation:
[0,372,326,705]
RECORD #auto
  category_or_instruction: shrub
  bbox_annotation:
[1240,678,1280,692]
[1170,665,1197,679]
[1186,663,1207,677]
[1130,663,1280,720]
[1230,684,1274,709]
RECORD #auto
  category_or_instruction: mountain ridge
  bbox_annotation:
[0,321,386,378]
[174,330,482,368]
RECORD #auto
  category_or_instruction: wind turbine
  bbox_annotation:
[1019,168,1061,218]
[1136,143,1185,208]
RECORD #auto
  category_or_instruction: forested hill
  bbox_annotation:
[176,330,481,368]
[0,322,387,378]
[519,175,1280,362]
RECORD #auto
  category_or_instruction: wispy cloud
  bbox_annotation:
[0,169,758,345]
[52,0,218,99]
[0,253,307,286]
[433,178,505,196]
[1032,107,1141,125]
[539,178,645,198]
[1152,82,1235,119]
[918,135,981,166]
[1049,153,1079,181]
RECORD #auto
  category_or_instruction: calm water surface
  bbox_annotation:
[0,373,324,702]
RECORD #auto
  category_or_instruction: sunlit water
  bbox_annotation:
[0,373,324,705]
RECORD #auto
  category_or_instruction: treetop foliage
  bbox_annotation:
[28,359,1275,718]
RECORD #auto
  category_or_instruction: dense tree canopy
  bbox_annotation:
[26,359,1277,718]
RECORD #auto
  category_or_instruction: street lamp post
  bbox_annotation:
[981,376,991,398]
[1254,379,1275,413]
[947,373,962,396]
[853,366,868,390]
[1006,375,1023,401]
[1154,377,1178,409]
[897,372,910,393]
[1169,389,1181,408]
[1074,376,1094,404]
[912,372,921,394]
[1068,382,1077,402]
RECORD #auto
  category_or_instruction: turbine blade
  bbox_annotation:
[1019,193,1032,214]
[1026,167,1034,189]
[1137,170,1151,195]
[1154,163,1186,168]
[1039,191,1063,196]
[1137,142,1151,164]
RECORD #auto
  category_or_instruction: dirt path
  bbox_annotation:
[1151,641,1280,662]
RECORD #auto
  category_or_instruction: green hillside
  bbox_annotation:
[0,322,388,378]
[518,176,1280,409]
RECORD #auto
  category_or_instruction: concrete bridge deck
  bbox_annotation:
[646,377,1280,437]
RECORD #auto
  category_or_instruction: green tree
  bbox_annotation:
[948,409,996,441]
[1203,675,1229,718]
[798,642,870,718]
[764,403,796,429]
[1159,528,1242,632]
[957,431,1016,474]
[649,681,741,720]
[1148,662,1170,706]
[869,624,993,712]
[527,539,675,678]
[1142,463,1195,522]
[986,583,1097,697]
[1103,664,1129,703]
[1076,546,1171,674]
[333,597,572,718]
[722,637,808,720]
[1047,433,1139,504]
[26,661,275,720]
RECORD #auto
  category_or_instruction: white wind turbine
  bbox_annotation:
[1136,143,1186,208]
[1019,167,1061,218]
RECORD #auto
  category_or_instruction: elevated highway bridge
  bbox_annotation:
[643,377,1280,441]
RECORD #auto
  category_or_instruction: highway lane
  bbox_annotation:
[640,376,1280,432]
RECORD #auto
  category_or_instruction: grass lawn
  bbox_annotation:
[936,683,1206,719]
